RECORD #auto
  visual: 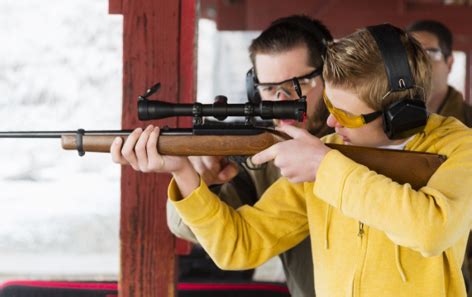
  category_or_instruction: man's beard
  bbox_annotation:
[305,98,333,137]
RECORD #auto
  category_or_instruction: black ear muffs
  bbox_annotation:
[246,68,261,104]
[367,24,428,140]
[382,99,427,139]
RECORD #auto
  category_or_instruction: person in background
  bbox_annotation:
[166,15,334,297]
[407,20,472,125]
[407,19,472,295]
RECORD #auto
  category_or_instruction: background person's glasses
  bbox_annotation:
[424,48,444,62]
[255,68,321,100]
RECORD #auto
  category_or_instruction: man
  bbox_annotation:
[112,24,472,296]
[167,15,333,296]
[407,20,472,295]
[407,20,472,125]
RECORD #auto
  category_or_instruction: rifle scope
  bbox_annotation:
[138,96,307,122]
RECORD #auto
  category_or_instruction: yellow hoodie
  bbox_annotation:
[169,114,472,297]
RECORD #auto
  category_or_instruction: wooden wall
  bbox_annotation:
[201,0,472,102]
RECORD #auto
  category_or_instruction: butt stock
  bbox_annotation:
[325,143,445,190]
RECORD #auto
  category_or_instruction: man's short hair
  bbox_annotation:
[249,15,332,72]
[406,20,453,59]
[323,27,431,111]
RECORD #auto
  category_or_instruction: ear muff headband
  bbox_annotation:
[366,24,428,139]
[367,25,415,91]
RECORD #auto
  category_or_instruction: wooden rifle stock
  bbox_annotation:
[61,129,445,190]
[60,131,288,155]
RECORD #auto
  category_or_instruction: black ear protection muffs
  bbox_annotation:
[246,67,261,104]
[367,24,428,140]
[246,19,332,104]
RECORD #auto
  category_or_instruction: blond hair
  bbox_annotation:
[323,27,431,111]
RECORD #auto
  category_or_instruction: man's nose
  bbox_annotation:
[276,88,293,101]
[327,113,343,128]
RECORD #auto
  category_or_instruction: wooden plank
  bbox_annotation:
[467,51,472,105]
[179,0,198,111]
[119,0,196,296]
[175,0,197,256]
[215,0,247,30]
[109,0,123,15]
[206,0,472,49]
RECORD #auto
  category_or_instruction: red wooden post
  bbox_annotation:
[110,0,197,296]
[175,0,196,256]
[108,0,122,14]
[467,51,472,104]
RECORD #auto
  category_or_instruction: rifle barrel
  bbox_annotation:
[0,130,133,138]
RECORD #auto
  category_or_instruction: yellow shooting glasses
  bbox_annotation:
[322,90,382,128]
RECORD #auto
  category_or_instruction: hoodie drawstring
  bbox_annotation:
[395,245,408,283]
[324,206,332,249]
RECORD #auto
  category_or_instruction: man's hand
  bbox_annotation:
[110,125,199,198]
[251,125,331,183]
[189,156,239,186]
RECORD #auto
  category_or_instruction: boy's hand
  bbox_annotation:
[111,125,199,198]
[111,125,191,174]
[251,125,331,183]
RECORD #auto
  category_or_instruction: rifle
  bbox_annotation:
[0,83,445,190]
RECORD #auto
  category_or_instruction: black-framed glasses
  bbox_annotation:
[255,68,322,100]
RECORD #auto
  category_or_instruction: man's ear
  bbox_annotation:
[446,54,454,73]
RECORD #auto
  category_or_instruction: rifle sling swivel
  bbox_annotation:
[76,129,85,157]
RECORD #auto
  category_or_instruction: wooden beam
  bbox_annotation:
[466,51,472,105]
[175,0,197,256]
[109,0,123,15]
[117,0,197,296]
[215,0,247,30]
[204,0,472,49]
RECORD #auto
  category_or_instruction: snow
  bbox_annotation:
[0,0,122,280]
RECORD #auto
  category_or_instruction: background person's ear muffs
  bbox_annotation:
[246,68,261,104]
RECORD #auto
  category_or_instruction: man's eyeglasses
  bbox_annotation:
[322,90,382,128]
[255,68,322,100]
[424,48,443,62]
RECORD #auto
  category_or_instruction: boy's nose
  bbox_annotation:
[327,113,343,128]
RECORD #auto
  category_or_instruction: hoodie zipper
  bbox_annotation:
[357,222,365,238]
[353,222,368,297]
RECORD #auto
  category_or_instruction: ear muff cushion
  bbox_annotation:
[382,99,428,139]
[246,68,261,104]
